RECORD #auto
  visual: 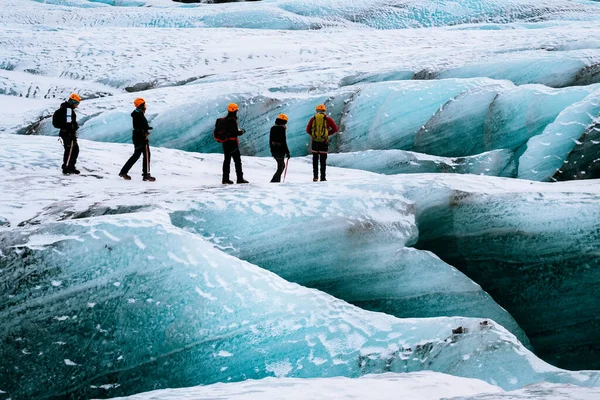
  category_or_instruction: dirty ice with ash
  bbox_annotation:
[1,0,600,400]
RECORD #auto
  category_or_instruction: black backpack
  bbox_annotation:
[52,108,62,129]
[213,117,228,143]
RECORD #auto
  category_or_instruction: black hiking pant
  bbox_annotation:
[223,141,244,182]
[311,141,328,180]
[120,142,150,176]
[61,137,79,172]
[271,155,285,182]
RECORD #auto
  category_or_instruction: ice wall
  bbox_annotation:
[169,183,528,345]
[1,212,588,399]
[325,149,516,177]
[410,179,600,370]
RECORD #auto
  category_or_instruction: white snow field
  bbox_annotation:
[2,0,600,399]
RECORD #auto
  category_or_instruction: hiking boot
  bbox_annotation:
[71,168,81,175]
[237,179,249,184]
[143,175,156,182]
[62,169,71,175]
[222,179,234,185]
[313,177,318,182]
[320,177,327,182]
[119,173,132,180]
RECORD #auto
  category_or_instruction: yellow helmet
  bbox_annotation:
[69,93,81,103]
[134,98,146,108]
[316,104,326,112]
[277,113,289,122]
[227,103,239,112]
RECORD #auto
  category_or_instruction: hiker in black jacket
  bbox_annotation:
[56,93,81,174]
[221,103,248,184]
[119,98,156,181]
[270,113,290,183]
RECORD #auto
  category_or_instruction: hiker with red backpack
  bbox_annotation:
[53,93,81,175]
[119,98,156,182]
[306,104,338,182]
[214,103,248,184]
[270,113,291,183]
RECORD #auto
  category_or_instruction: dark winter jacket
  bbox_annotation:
[57,102,79,139]
[223,112,244,143]
[131,109,152,144]
[270,125,290,157]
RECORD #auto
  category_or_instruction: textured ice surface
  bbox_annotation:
[410,177,600,370]
[325,149,516,177]
[519,89,600,181]
[1,135,600,398]
[9,0,600,29]
[169,184,528,345]
[0,213,562,399]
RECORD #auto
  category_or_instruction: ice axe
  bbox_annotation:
[283,157,290,183]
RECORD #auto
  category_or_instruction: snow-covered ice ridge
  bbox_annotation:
[5,1,600,180]
[4,0,600,29]
[0,135,599,399]
[2,0,600,399]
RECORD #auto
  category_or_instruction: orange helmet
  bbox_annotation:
[277,113,289,122]
[316,104,326,112]
[134,98,145,108]
[69,93,81,103]
[227,103,239,112]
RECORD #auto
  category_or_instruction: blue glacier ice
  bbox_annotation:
[437,57,588,88]
[325,149,516,177]
[413,83,511,157]
[168,183,527,345]
[3,212,594,399]
[408,176,600,370]
[484,85,595,153]
[339,79,497,153]
[1,135,600,398]
[518,88,600,181]
[7,0,600,30]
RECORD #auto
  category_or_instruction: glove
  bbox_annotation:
[239,129,246,135]
[286,153,291,159]
[148,126,153,130]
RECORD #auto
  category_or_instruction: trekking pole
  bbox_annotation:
[283,157,290,183]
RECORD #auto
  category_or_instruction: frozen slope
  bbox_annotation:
[410,177,600,370]
[1,135,600,399]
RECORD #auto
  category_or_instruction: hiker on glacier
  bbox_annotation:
[119,98,156,182]
[214,103,249,184]
[53,93,81,175]
[306,104,338,182]
[269,113,291,183]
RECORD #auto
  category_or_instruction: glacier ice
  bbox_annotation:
[519,88,600,181]
[410,178,600,370]
[553,120,600,181]
[325,149,516,177]
[2,211,590,399]
[169,183,528,345]
[0,135,598,395]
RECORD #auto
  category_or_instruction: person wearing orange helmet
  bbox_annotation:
[119,98,156,182]
[220,102,248,184]
[53,93,81,175]
[269,113,291,183]
[306,103,338,182]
